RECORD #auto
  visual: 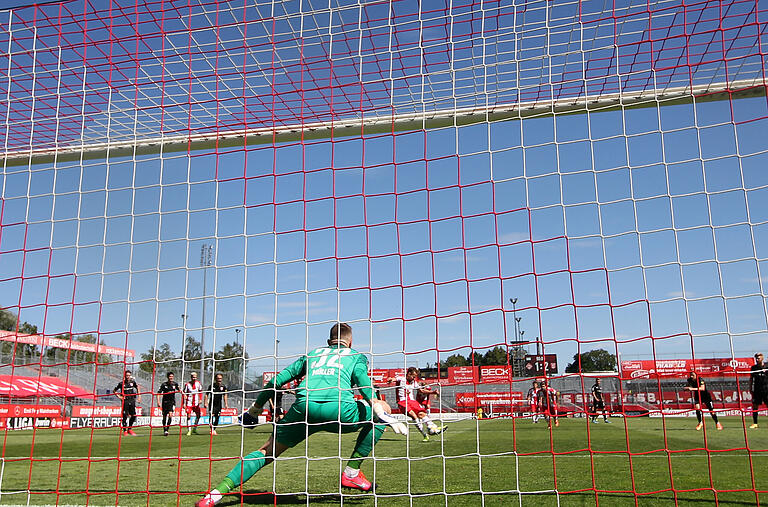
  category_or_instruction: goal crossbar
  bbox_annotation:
[3,78,764,167]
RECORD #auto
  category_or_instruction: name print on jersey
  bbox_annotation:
[310,348,351,375]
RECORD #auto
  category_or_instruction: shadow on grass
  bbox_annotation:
[553,491,760,506]
[224,490,761,506]
[221,492,367,505]
[17,488,759,506]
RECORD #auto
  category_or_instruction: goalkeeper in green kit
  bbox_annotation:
[196,323,407,506]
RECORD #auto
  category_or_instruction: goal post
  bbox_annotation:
[0,0,767,505]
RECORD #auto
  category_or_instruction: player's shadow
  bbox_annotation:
[221,492,368,505]
[561,491,758,505]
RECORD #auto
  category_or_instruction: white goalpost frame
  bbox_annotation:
[3,78,764,168]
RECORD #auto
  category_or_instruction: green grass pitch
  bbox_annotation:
[1,417,766,506]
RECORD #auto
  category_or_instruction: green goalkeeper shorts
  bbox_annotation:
[275,398,373,448]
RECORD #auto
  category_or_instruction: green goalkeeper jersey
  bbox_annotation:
[256,345,375,406]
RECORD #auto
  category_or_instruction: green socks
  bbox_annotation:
[225,450,267,488]
[214,477,236,495]
[346,451,365,470]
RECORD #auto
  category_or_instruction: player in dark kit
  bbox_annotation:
[749,352,768,429]
[114,370,140,436]
[156,372,180,436]
[267,386,286,422]
[590,378,611,423]
[205,373,229,436]
[686,371,722,431]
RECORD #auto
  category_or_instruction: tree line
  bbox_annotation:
[0,307,111,363]
[438,346,617,373]
[438,346,520,368]
[3,305,616,374]
[139,335,248,374]
[0,307,39,359]
[1,306,247,371]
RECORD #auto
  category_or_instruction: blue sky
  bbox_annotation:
[1,0,767,376]
[3,98,767,375]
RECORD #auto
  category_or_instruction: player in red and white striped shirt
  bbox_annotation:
[183,372,204,435]
[527,380,541,423]
[392,367,444,441]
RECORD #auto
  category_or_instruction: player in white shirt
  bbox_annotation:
[393,367,444,441]
[527,380,540,423]
[182,372,204,435]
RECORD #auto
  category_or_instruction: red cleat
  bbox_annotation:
[195,491,221,507]
[341,470,372,492]
[127,429,137,436]
[195,496,216,507]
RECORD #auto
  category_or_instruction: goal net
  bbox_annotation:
[1,0,767,505]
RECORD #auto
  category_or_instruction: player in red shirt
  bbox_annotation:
[415,379,438,415]
[182,372,204,435]
[392,367,444,441]
[538,380,559,428]
[527,380,541,423]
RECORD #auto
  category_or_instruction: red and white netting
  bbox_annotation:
[0,0,767,504]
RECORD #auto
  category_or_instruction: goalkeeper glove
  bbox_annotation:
[239,404,262,428]
[372,402,408,436]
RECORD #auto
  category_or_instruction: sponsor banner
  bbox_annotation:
[650,409,768,418]
[480,366,513,383]
[558,390,752,408]
[4,417,70,430]
[196,416,235,425]
[620,358,753,378]
[151,406,183,417]
[149,407,237,417]
[0,330,135,357]
[561,393,617,405]
[70,416,147,428]
[150,416,185,426]
[622,389,753,406]
[72,405,144,417]
[448,366,478,384]
[51,417,71,429]
[148,416,236,426]
[455,391,523,407]
[0,404,61,417]
[69,415,239,429]
[523,355,558,376]
[370,369,406,385]
[369,369,391,384]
